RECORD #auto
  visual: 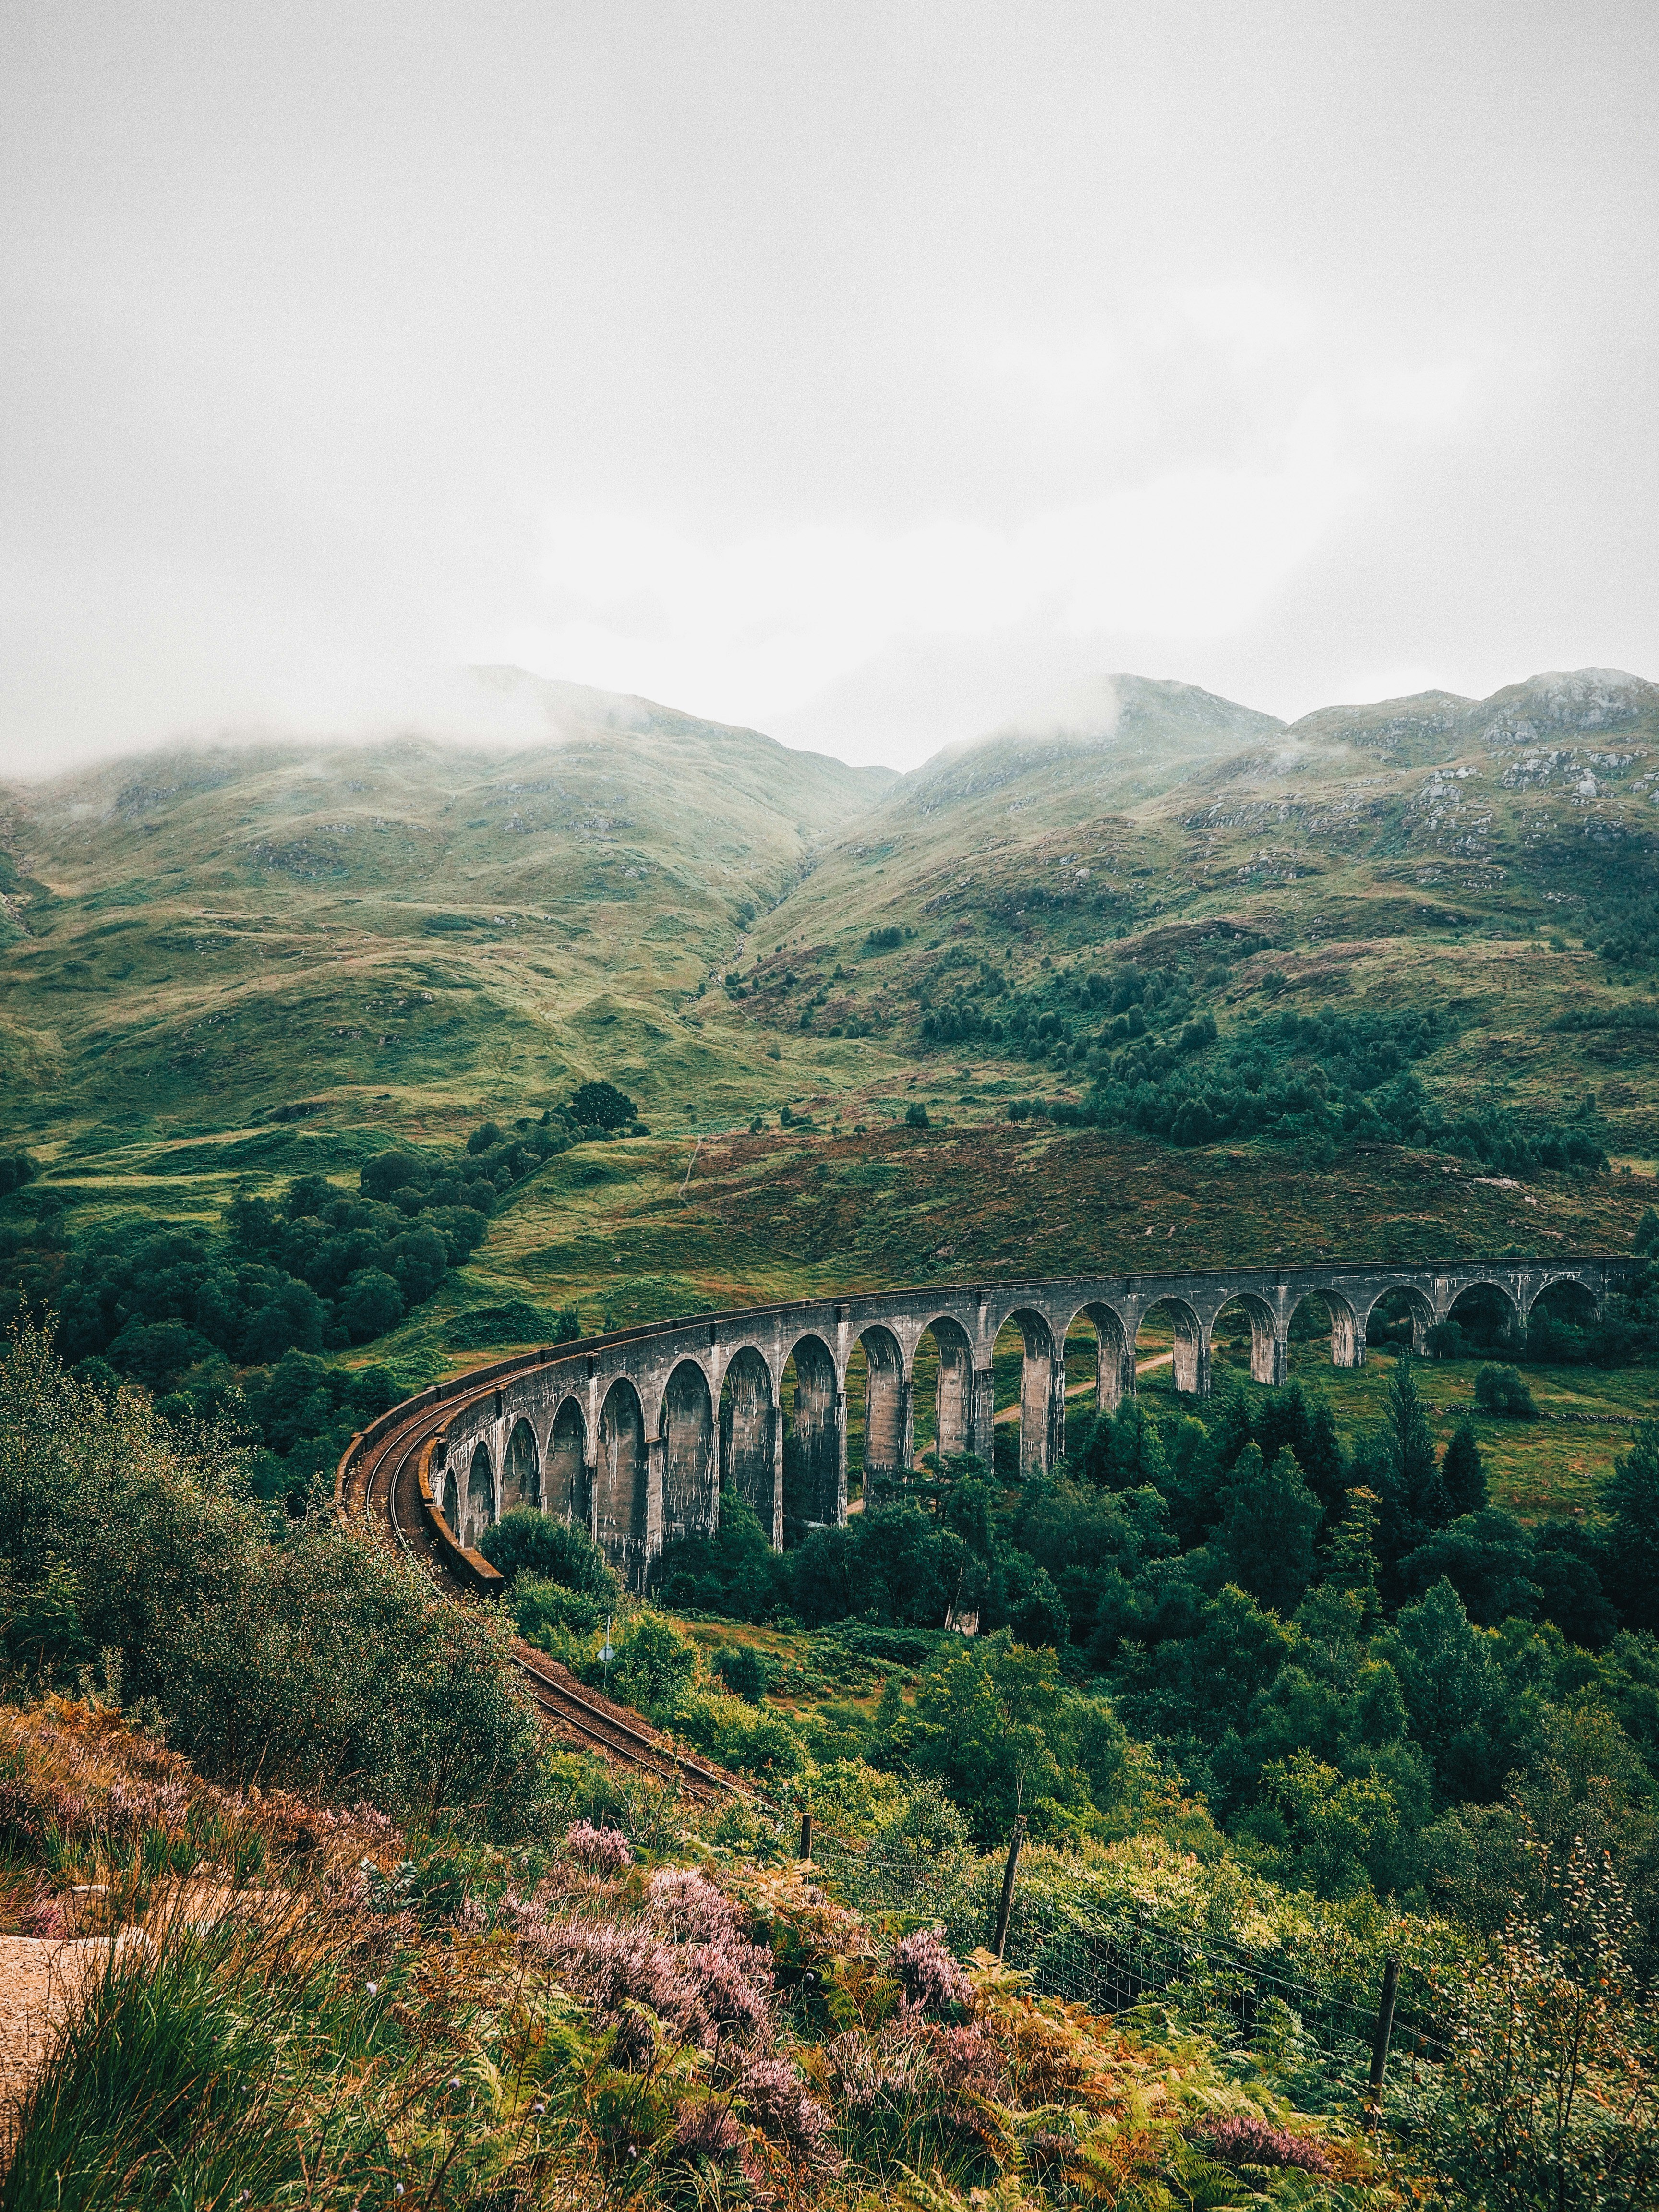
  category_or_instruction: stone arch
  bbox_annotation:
[1445,1278,1522,1353]
[1361,1283,1435,1353]
[1133,1297,1207,1397]
[782,1333,841,1539]
[441,1456,461,1533]
[1211,1291,1283,1387]
[1288,1286,1361,1368]
[545,1396,587,1524]
[1526,1269,1602,1323]
[463,1440,495,1549]
[597,1378,648,1580]
[853,1324,907,1498]
[501,1416,541,1515]
[719,1347,777,1544]
[914,1315,974,1462]
[660,1359,717,1545]
[994,1306,1062,1477]
[1063,1301,1132,1415]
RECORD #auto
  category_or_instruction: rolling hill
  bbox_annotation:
[1,663,1655,1397]
[736,667,1659,1164]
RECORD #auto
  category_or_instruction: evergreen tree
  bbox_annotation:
[1082,1398,1167,1491]
[1604,1420,1659,1633]
[1215,1443,1322,1616]
[1326,1485,1383,1629]
[1386,1353,1452,1530]
[1158,1410,1225,1547]
[1256,1382,1345,1524]
[1211,1386,1254,1471]
[1441,1419,1487,1518]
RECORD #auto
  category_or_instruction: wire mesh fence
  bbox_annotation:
[805,1826,1446,2111]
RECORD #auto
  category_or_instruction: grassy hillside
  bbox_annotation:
[0,675,896,1157]
[736,667,1659,1166]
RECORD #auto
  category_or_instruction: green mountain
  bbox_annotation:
[740,666,1659,1163]
[0,675,893,1149]
[1,662,1655,1392]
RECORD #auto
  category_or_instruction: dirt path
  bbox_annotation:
[0,1934,121,2147]
[989,1348,1173,1423]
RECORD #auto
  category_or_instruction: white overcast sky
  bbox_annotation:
[2,1,1656,774]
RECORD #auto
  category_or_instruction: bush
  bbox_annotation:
[654,1495,791,1622]
[906,1102,929,1129]
[589,1611,700,1719]
[1474,1363,1538,1419]
[1424,1319,1464,1360]
[514,1576,610,1650]
[712,1643,773,1702]
[480,1509,619,1599]
[0,1325,548,1834]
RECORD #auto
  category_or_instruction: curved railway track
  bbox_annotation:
[341,1384,747,1803]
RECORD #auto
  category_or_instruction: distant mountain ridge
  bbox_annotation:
[909,666,1659,783]
[0,658,1654,1169]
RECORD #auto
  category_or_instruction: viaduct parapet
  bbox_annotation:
[363,1255,1635,1595]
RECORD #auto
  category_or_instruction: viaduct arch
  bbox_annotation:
[379,1254,1633,1595]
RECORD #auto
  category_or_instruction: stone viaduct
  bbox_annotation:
[424,1255,1635,1592]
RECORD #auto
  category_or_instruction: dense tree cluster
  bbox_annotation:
[1036,999,1610,1174]
[0,1107,605,1507]
[648,1332,1659,1936]
[1583,879,1659,971]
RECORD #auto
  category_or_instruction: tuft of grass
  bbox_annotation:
[2,1916,418,2209]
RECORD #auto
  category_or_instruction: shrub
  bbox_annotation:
[1196,2116,1334,2175]
[654,1494,792,1622]
[513,1576,610,1643]
[481,1508,619,1599]
[892,1926,972,2013]
[712,1643,773,1702]
[591,1611,699,1718]
[906,1102,929,1129]
[0,1326,547,1834]
[1474,1363,1538,1419]
[562,1819,633,1873]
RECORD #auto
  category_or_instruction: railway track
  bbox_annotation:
[339,1386,749,1803]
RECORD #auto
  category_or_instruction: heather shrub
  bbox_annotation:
[893,1925,972,2013]
[562,1819,633,1874]
[1195,2114,1334,2174]
[644,1865,742,1942]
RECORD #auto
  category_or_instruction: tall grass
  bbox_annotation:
[3,1912,446,2210]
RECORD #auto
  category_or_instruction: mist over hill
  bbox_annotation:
[2,662,1657,1159]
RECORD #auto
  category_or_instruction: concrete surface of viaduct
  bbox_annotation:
[426,1256,1635,1591]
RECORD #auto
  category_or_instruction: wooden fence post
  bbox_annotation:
[798,1810,813,1863]
[992,1815,1027,1961]
[1367,1955,1401,2129]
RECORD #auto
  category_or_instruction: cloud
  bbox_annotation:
[500,289,1471,741]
